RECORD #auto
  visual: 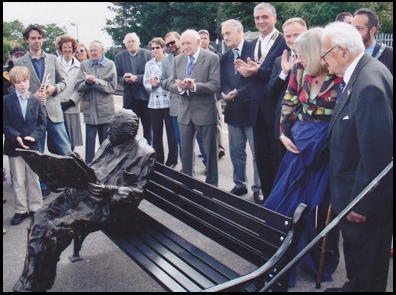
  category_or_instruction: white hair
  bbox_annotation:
[322,22,365,55]
[181,29,201,41]
[123,32,140,44]
[90,40,104,50]
[254,2,276,18]
[221,19,244,35]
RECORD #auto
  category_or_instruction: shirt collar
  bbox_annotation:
[343,51,365,86]
[16,90,29,100]
[236,39,245,52]
[191,47,201,61]
[28,50,45,60]
[128,49,139,57]
[259,28,277,45]
[89,55,106,67]
[365,41,376,57]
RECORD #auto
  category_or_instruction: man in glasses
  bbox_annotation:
[322,21,393,292]
[351,8,393,75]
[160,32,183,161]
[115,33,154,144]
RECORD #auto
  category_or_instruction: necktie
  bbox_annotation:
[233,49,239,74]
[258,40,262,59]
[337,79,346,101]
[186,56,195,78]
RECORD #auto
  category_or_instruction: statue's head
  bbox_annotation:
[107,109,139,146]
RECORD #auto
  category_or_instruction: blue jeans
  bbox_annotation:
[85,123,109,164]
[38,118,72,156]
[228,124,261,192]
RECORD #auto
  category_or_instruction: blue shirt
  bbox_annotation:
[28,51,46,82]
[16,91,30,120]
[365,41,376,57]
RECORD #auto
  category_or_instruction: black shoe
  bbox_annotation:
[253,191,264,205]
[230,186,248,196]
[11,213,29,225]
[324,287,343,292]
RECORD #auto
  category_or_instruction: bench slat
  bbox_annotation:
[150,173,288,245]
[154,163,292,231]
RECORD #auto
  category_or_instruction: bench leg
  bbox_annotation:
[69,233,89,262]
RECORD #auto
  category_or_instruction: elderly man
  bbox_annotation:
[73,40,117,164]
[115,33,154,144]
[169,29,220,186]
[322,22,393,292]
[235,3,287,204]
[220,19,261,199]
[13,109,156,292]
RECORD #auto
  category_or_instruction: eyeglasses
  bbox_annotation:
[75,49,85,54]
[354,25,371,31]
[165,40,178,47]
[321,45,338,62]
[151,46,162,50]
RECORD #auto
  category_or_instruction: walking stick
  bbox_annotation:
[315,203,333,289]
[260,160,393,292]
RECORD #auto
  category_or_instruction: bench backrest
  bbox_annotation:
[144,163,296,267]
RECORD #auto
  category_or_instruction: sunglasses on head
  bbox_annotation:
[166,40,178,47]
[75,49,85,54]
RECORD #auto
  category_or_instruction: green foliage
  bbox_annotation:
[3,21,67,64]
[105,2,393,47]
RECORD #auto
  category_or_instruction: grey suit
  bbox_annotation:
[169,49,220,186]
[14,53,67,123]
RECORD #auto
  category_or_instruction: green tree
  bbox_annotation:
[41,23,67,53]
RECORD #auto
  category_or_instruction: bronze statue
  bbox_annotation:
[13,109,156,292]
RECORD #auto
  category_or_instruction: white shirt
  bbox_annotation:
[178,48,201,95]
[259,28,277,56]
[343,51,365,90]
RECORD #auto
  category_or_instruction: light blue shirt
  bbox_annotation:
[365,41,376,57]
[16,91,30,120]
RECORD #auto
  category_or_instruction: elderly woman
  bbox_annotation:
[143,38,178,167]
[263,28,342,283]
[56,36,83,151]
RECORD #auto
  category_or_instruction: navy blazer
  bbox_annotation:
[328,53,393,217]
[3,92,46,157]
[247,33,287,127]
[220,40,252,127]
[115,48,154,108]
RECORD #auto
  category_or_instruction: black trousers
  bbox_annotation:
[127,99,152,145]
[253,113,278,198]
[340,215,392,292]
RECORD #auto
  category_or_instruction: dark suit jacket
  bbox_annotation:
[247,34,287,127]
[115,48,154,108]
[266,52,291,138]
[328,53,393,217]
[3,92,47,157]
[373,42,393,75]
[220,40,252,127]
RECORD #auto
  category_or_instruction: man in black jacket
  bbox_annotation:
[115,33,154,144]
[322,22,393,292]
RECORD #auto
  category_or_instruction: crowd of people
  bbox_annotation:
[3,2,393,292]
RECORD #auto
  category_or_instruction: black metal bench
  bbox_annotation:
[71,162,308,292]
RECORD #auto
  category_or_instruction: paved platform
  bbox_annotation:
[3,96,393,292]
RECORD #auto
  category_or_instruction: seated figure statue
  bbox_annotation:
[13,109,156,292]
